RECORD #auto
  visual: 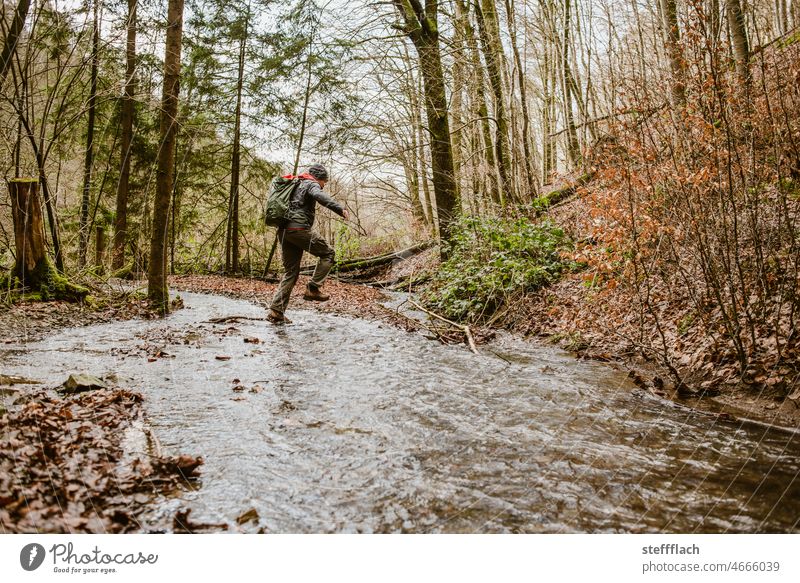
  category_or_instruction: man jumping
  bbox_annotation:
[267,164,349,324]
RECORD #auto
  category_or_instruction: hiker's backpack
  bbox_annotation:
[264,175,301,227]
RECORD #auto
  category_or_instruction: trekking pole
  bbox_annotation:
[262,232,279,279]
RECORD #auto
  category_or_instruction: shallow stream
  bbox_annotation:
[2,292,798,532]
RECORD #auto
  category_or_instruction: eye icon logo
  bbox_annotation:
[20,543,46,571]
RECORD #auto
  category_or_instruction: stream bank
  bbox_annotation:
[382,244,800,430]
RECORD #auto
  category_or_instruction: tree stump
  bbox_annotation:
[9,179,46,285]
[8,178,87,300]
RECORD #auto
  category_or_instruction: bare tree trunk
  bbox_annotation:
[455,0,499,205]
[393,0,459,253]
[708,0,722,48]
[542,39,557,183]
[225,12,248,274]
[450,4,466,209]
[776,0,789,34]
[416,108,437,233]
[504,0,537,198]
[405,63,431,227]
[0,0,30,84]
[14,83,24,176]
[561,0,580,166]
[726,0,750,86]
[475,0,512,202]
[660,0,687,108]
[79,0,100,268]
[35,149,64,272]
[113,0,137,271]
[148,0,184,312]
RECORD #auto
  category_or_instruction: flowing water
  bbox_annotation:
[2,292,799,533]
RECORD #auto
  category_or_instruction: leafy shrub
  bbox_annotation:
[424,216,573,322]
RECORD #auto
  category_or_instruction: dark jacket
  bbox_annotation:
[285,178,345,229]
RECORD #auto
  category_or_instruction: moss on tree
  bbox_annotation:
[10,258,88,302]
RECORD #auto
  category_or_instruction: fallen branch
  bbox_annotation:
[205,315,266,324]
[299,241,434,275]
[408,298,479,354]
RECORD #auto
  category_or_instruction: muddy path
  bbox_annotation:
[2,291,798,532]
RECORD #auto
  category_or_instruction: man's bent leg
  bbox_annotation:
[269,231,303,314]
[307,232,336,290]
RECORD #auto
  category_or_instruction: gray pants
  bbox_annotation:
[269,228,335,314]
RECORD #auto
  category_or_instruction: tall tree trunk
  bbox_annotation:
[450,3,466,210]
[148,0,184,312]
[14,83,24,176]
[226,14,248,274]
[404,59,430,227]
[35,147,64,271]
[726,0,750,86]
[475,0,512,202]
[393,0,459,253]
[776,0,788,35]
[659,0,686,108]
[113,0,137,271]
[504,0,537,198]
[454,0,499,205]
[79,0,100,268]
[561,0,580,166]
[415,77,438,235]
[541,38,557,183]
[708,0,722,48]
[0,0,30,84]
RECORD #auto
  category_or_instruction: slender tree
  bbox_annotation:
[225,3,250,274]
[560,0,580,165]
[454,0,499,205]
[475,0,513,201]
[148,0,185,312]
[726,0,750,86]
[112,0,137,271]
[660,0,686,108]
[79,0,100,267]
[504,0,537,196]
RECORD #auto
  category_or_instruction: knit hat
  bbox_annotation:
[307,163,329,181]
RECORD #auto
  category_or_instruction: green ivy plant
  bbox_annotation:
[424,216,574,322]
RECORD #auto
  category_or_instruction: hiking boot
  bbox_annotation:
[267,309,292,324]
[303,285,330,302]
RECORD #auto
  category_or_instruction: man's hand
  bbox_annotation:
[342,209,350,221]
